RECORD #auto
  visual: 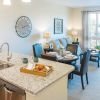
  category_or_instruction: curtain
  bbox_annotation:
[82,11,89,50]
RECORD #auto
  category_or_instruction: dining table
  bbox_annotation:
[41,51,78,79]
[41,51,79,65]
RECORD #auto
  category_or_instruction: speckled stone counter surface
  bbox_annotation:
[0,52,74,95]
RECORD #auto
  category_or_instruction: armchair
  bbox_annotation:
[90,50,100,68]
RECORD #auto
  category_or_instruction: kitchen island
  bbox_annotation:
[0,53,74,100]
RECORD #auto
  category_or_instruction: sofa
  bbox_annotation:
[48,37,82,56]
[48,38,72,50]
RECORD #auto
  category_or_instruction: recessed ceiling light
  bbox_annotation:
[3,0,11,6]
[22,0,31,3]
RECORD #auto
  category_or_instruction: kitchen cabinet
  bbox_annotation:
[0,79,26,100]
[26,76,68,100]
[0,85,5,100]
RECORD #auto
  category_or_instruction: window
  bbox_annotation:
[88,12,100,48]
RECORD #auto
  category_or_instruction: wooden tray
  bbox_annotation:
[20,65,53,77]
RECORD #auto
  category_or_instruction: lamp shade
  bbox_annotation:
[22,0,31,3]
[72,30,78,36]
[3,0,11,5]
[43,32,51,39]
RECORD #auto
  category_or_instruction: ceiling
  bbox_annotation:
[45,0,100,8]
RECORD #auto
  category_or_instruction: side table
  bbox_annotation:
[72,42,79,45]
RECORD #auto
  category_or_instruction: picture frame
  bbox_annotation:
[54,18,63,34]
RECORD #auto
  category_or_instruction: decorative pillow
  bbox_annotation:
[59,38,68,49]
[54,39,62,49]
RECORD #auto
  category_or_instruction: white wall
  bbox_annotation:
[69,8,82,30]
[69,8,83,47]
[0,0,71,55]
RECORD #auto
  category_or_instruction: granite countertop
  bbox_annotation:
[0,52,74,95]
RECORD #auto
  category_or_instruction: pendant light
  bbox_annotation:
[22,0,31,3]
[3,0,11,6]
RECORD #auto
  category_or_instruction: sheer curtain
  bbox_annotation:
[88,12,100,48]
[82,11,89,50]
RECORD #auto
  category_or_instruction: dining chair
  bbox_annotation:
[66,44,78,67]
[66,44,78,55]
[72,50,90,89]
[32,43,43,57]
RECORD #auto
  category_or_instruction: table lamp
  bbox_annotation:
[71,30,78,42]
[43,32,51,49]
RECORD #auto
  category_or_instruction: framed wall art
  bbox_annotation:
[54,18,63,34]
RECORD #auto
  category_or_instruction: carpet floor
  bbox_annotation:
[68,62,100,100]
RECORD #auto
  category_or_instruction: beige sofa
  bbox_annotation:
[48,37,82,56]
[49,37,72,50]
